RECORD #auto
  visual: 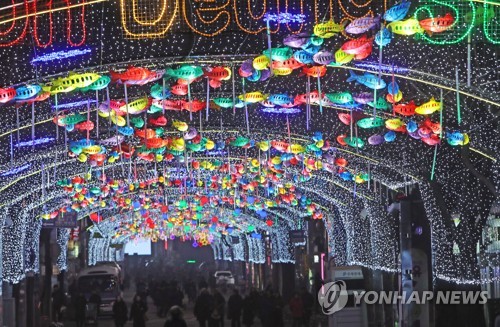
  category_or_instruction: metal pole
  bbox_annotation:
[124,84,130,127]
[456,67,461,125]
[467,33,471,87]
[16,108,20,142]
[266,19,273,77]
[31,102,35,150]
[54,94,58,141]
[206,78,210,121]
[95,90,99,138]
[162,78,166,115]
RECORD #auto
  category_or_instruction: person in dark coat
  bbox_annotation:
[74,292,87,327]
[164,305,187,327]
[210,288,225,327]
[227,289,243,327]
[130,294,148,327]
[288,292,304,327]
[301,287,315,326]
[194,289,213,327]
[112,295,128,327]
[89,290,102,316]
[51,284,65,323]
[241,293,255,327]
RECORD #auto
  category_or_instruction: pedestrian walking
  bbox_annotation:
[112,295,128,327]
[227,289,243,327]
[164,305,187,327]
[130,294,148,327]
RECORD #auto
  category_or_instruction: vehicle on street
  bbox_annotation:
[214,271,235,285]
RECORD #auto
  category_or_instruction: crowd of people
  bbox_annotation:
[191,285,316,327]
[60,269,319,327]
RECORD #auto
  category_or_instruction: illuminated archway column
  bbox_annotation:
[0,208,6,327]
[419,182,455,282]
[2,206,27,284]
[339,200,371,266]
[327,211,347,267]
[363,199,398,271]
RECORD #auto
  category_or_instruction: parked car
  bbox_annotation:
[214,271,235,285]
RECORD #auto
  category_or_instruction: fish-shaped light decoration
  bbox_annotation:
[384,131,396,142]
[203,66,232,81]
[171,84,188,96]
[384,0,411,22]
[385,118,405,131]
[387,79,400,95]
[212,98,234,109]
[332,49,355,66]
[393,100,416,116]
[262,47,293,62]
[353,92,374,104]
[313,20,345,38]
[80,75,111,92]
[110,66,152,85]
[419,13,454,35]
[293,50,315,65]
[15,91,49,106]
[150,83,171,100]
[387,18,424,35]
[446,131,469,146]
[345,15,381,34]
[375,27,393,46]
[284,32,310,48]
[119,97,152,115]
[313,51,335,66]
[15,84,42,100]
[165,65,204,82]
[326,92,354,104]
[368,97,389,110]
[253,55,270,71]
[344,137,364,148]
[239,91,267,103]
[0,87,16,103]
[272,58,304,71]
[386,90,403,103]
[341,35,373,55]
[268,94,294,106]
[347,71,386,89]
[368,134,385,145]
[53,72,101,89]
[357,117,385,129]
[415,97,441,115]
[302,65,327,77]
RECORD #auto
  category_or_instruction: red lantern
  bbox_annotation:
[89,212,101,223]
[266,219,273,227]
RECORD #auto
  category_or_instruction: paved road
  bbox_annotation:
[63,287,263,327]
[61,287,327,327]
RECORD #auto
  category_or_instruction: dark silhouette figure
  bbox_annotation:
[51,284,65,323]
[130,294,148,327]
[74,292,87,327]
[112,295,128,327]
[289,292,304,327]
[242,293,255,327]
[194,289,213,327]
[210,288,225,327]
[164,305,188,327]
[227,289,243,327]
[89,290,102,316]
[301,287,314,326]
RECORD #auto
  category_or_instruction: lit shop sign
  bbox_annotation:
[0,0,106,47]
[120,0,499,44]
